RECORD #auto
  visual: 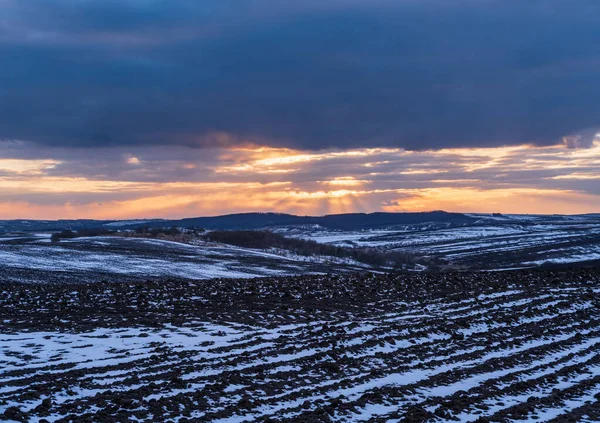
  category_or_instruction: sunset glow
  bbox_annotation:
[0,141,599,219]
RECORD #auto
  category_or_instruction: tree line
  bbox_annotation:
[203,230,417,268]
[50,228,115,242]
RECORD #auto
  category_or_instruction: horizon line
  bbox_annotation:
[3,210,600,222]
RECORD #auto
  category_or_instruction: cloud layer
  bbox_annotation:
[2,0,600,150]
[1,140,600,218]
[3,1,600,218]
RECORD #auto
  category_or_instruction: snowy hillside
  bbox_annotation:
[279,214,600,270]
[0,235,372,284]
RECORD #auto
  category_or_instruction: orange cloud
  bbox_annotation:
[0,159,60,175]
[1,142,600,219]
[320,177,370,187]
[381,188,600,215]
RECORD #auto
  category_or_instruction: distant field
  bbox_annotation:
[2,269,600,422]
[0,235,372,284]
[3,213,600,274]
[278,214,600,270]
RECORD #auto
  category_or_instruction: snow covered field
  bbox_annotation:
[282,214,600,270]
[2,270,600,422]
[2,213,600,276]
[0,235,370,283]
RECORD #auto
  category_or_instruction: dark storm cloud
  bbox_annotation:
[2,0,600,150]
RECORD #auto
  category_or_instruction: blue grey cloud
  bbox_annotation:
[1,0,600,150]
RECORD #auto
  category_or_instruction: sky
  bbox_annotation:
[1,0,600,219]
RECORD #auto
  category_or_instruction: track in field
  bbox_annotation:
[2,270,600,422]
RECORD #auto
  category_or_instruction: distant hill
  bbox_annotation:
[0,211,475,232]
[167,211,475,230]
[5,211,600,234]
